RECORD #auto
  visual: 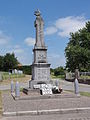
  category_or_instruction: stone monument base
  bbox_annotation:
[29,79,53,89]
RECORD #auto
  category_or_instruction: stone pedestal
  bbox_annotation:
[29,63,51,89]
[32,63,50,81]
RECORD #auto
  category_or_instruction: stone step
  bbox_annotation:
[23,88,40,95]
[3,107,90,117]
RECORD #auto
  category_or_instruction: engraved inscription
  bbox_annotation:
[37,51,46,61]
[37,68,48,80]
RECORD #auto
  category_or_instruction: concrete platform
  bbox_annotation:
[2,91,90,117]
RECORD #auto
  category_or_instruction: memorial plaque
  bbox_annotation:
[33,84,40,89]
[37,68,48,80]
[40,84,52,95]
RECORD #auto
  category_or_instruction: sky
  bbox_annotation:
[0,0,90,68]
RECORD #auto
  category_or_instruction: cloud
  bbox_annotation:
[45,16,89,37]
[13,48,24,54]
[44,26,57,35]
[55,16,88,37]
[14,45,21,49]
[8,45,24,54]
[48,53,65,68]
[0,31,11,45]
[24,37,35,46]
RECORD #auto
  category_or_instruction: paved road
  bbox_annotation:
[0,82,29,90]
[1,112,90,120]
[60,79,90,92]
[0,79,90,92]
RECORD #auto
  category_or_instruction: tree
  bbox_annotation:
[17,65,32,75]
[65,21,90,72]
[3,53,18,71]
[54,66,65,76]
[0,56,4,70]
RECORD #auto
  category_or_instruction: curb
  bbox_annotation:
[3,107,90,117]
[16,95,80,101]
[11,93,80,101]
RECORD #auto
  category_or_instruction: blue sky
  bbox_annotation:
[0,0,90,68]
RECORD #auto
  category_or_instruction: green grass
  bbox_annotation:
[0,74,30,85]
[0,91,2,115]
[65,90,90,97]
[51,74,65,79]
[80,91,90,97]
[20,87,24,92]
[1,72,25,80]
[80,75,90,79]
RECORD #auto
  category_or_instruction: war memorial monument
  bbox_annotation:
[29,9,51,89]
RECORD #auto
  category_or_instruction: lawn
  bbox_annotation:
[0,74,31,85]
[1,72,25,80]
[80,91,90,97]
[0,91,2,116]
[65,90,90,97]
[80,75,90,79]
[51,74,65,79]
